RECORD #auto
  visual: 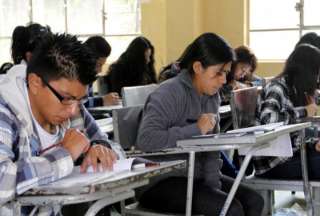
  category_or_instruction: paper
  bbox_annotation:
[235,122,293,157]
[38,158,136,189]
[227,122,284,134]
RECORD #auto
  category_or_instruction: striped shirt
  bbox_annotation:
[253,77,307,175]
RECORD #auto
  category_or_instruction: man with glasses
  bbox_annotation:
[0,33,125,215]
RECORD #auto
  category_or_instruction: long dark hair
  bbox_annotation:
[11,23,51,64]
[158,32,234,82]
[278,44,320,106]
[108,36,156,94]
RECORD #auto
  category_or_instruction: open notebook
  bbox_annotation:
[36,158,158,190]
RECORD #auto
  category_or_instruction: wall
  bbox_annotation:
[141,0,283,77]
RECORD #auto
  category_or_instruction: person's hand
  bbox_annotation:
[80,145,117,173]
[61,129,90,161]
[306,103,318,117]
[103,92,120,106]
[197,113,217,135]
[315,140,320,152]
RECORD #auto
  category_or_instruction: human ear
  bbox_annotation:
[27,73,42,95]
[192,61,203,75]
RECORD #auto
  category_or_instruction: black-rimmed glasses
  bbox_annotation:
[40,77,88,105]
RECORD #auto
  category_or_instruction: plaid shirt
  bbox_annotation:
[253,77,307,175]
[84,84,104,108]
[0,101,125,216]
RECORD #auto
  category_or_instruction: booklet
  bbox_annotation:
[36,158,159,190]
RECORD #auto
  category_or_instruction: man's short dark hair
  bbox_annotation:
[27,33,97,85]
[84,36,111,58]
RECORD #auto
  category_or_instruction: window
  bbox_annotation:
[0,0,141,64]
[249,0,320,60]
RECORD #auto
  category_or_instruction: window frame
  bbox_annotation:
[0,0,141,63]
[248,0,320,60]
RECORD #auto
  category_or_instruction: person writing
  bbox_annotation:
[0,33,124,215]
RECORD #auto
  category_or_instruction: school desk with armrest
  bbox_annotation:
[230,86,318,216]
[112,106,310,216]
[13,160,185,216]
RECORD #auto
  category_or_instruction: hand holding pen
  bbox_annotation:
[197,113,217,135]
[61,128,90,161]
[305,93,318,117]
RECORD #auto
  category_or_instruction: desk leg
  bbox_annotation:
[186,151,195,216]
[300,129,314,216]
[219,152,252,216]
[84,190,134,216]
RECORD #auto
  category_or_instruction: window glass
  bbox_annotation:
[32,0,66,33]
[105,0,140,35]
[68,0,103,34]
[304,0,320,26]
[250,31,299,60]
[0,39,12,64]
[0,0,30,37]
[250,0,299,30]
[105,35,135,63]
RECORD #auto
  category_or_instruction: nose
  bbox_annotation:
[65,103,78,117]
[221,73,227,84]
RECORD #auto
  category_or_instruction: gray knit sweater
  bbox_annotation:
[137,69,223,190]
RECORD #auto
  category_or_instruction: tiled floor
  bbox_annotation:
[274,191,307,216]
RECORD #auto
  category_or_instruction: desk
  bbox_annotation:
[176,122,311,216]
[95,117,113,133]
[14,160,185,216]
[219,104,231,118]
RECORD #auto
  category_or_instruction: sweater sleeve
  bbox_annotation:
[137,88,201,152]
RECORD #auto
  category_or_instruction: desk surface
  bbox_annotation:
[20,160,184,196]
[176,122,311,149]
[95,117,113,133]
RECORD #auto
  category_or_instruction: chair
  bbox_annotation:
[122,84,158,107]
[113,106,204,216]
[230,87,319,216]
[112,105,144,151]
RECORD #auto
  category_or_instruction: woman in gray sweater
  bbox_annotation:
[137,32,264,216]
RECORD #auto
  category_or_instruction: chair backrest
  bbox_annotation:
[122,84,158,107]
[112,105,144,150]
[230,86,259,129]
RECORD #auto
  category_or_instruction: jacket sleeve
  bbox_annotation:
[77,104,126,159]
[137,89,201,152]
[0,109,74,204]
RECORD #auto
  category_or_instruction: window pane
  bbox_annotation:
[0,39,12,64]
[250,0,299,30]
[105,36,136,63]
[0,0,30,37]
[304,0,320,26]
[32,0,66,33]
[105,0,141,35]
[67,0,103,34]
[250,31,299,60]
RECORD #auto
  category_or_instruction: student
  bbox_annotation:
[136,33,264,216]
[84,36,120,107]
[255,44,320,179]
[11,23,52,65]
[0,33,124,215]
[220,45,259,104]
[107,36,157,95]
[295,32,320,49]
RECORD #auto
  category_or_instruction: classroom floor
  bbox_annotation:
[274,191,307,216]
[108,191,308,216]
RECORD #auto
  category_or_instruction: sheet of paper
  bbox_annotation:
[38,158,135,189]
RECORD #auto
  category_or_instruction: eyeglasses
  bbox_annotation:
[40,77,88,105]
